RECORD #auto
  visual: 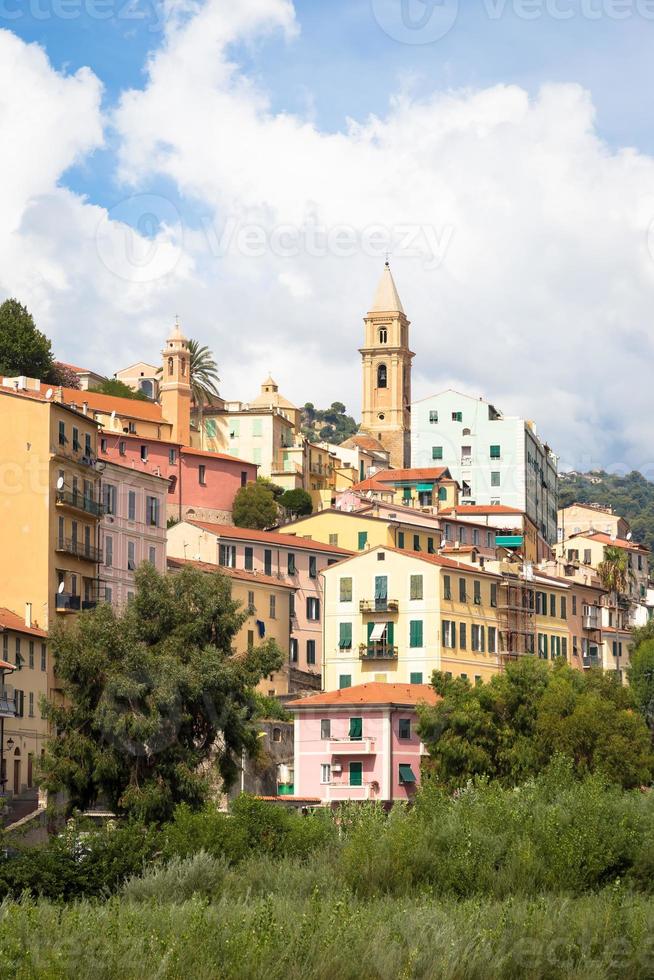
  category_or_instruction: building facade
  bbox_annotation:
[288,683,438,804]
[411,390,558,545]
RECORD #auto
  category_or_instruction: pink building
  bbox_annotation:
[99,460,169,608]
[287,683,439,804]
[166,519,352,690]
[98,431,257,525]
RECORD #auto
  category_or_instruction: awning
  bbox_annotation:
[369,622,387,642]
[399,764,416,784]
[416,483,434,492]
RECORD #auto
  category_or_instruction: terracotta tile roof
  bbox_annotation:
[181,446,257,465]
[60,387,165,422]
[287,682,440,709]
[0,608,48,638]
[440,505,524,516]
[187,520,353,555]
[167,556,296,590]
[351,467,450,492]
[322,543,501,576]
[100,431,181,446]
[585,532,649,553]
[340,434,388,453]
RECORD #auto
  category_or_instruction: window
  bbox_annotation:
[473,580,481,605]
[28,692,34,717]
[129,422,136,434]
[452,411,462,422]
[413,535,421,552]
[442,620,456,648]
[459,578,467,603]
[410,672,423,684]
[198,464,206,486]
[491,471,500,487]
[128,491,136,521]
[307,640,316,665]
[105,536,113,567]
[349,717,363,741]
[339,622,352,650]
[100,437,107,454]
[290,638,298,662]
[572,595,577,615]
[377,364,387,388]
[432,446,443,460]
[269,595,276,619]
[244,547,253,571]
[103,484,116,516]
[149,546,156,565]
[398,718,411,740]
[140,445,148,462]
[28,641,34,669]
[14,637,21,668]
[127,541,136,571]
[58,420,66,446]
[252,418,262,437]
[169,448,177,464]
[561,597,567,620]
[489,445,501,459]
[561,637,568,660]
[471,625,485,652]
[321,719,331,739]
[340,578,352,602]
[427,537,435,553]
[490,583,497,607]
[85,433,92,456]
[71,426,81,452]
[538,633,548,659]
[535,591,547,615]
[459,622,467,649]
[397,532,405,548]
[247,591,256,614]
[399,764,416,785]
[119,441,126,456]
[410,575,423,600]
[264,549,272,576]
[146,496,160,527]
[409,620,423,648]
[488,627,497,653]
[309,556,317,579]
[247,630,254,651]
[349,761,363,786]
[219,544,236,568]
[357,531,368,550]
[329,533,339,546]
[41,644,46,671]
[339,675,352,689]
[550,594,556,617]
[321,764,332,784]
[15,690,24,718]
[378,328,388,344]
[240,471,248,487]
[443,575,451,600]
[429,410,439,423]
[306,597,320,621]
[377,552,385,562]
[287,553,296,576]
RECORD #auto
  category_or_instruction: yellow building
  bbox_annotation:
[322,545,503,690]
[167,556,295,697]
[349,467,459,511]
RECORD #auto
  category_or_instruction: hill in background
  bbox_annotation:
[301,402,358,445]
[559,470,654,553]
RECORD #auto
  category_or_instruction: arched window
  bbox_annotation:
[167,357,174,376]
[379,328,388,344]
[377,364,387,389]
[181,357,186,376]
[463,428,471,436]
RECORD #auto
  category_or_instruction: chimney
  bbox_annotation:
[25,602,32,629]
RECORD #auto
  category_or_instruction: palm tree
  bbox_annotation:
[597,545,633,681]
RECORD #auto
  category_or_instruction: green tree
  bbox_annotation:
[628,639,654,730]
[232,480,278,530]
[186,339,220,408]
[597,545,633,680]
[279,488,313,517]
[49,362,81,390]
[0,298,53,379]
[420,658,654,790]
[39,564,282,823]
[90,378,151,401]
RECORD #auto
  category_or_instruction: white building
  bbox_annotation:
[411,389,558,545]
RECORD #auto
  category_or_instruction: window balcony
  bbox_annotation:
[329,737,376,755]
[359,644,398,661]
[55,593,81,613]
[582,613,601,631]
[55,490,103,518]
[582,654,601,668]
[55,538,103,563]
[0,687,16,718]
[359,599,399,614]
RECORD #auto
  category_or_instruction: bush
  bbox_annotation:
[122,851,229,903]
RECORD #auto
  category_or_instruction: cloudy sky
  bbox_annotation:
[2,0,654,474]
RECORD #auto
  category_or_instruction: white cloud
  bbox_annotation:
[3,5,654,471]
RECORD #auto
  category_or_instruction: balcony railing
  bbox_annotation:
[0,687,16,718]
[55,538,103,563]
[329,737,376,755]
[359,599,399,613]
[359,644,398,660]
[55,490,103,518]
[55,593,81,612]
[582,613,601,631]
[582,654,601,668]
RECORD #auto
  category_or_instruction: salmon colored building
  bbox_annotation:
[287,682,438,804]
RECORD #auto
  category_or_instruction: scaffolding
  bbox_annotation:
[498,571,536,664]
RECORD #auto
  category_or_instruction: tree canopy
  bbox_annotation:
[419,658,654,790]
[0,298,54,380]
[40,564,282,823]
[90,378,151,401]
[301,401,358,445]
[232,480,279,530]
[279,488,313,517]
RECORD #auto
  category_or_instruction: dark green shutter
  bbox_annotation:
[349,762,363,786]
[386,622,394,646]
[349,717,363,739]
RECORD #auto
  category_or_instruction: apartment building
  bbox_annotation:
[558,503,630,543]
[289,683,438,804]
[439,504,548,563]
[321,545,504,691]
[556,531,649,604]
[411,390,558,544]
[166,520,351,691]
[348,467,459,511]
[99,460,168,608]
[167,556,295,698]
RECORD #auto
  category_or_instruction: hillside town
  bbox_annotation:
[1,261,651,820]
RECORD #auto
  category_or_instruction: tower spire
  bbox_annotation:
[369,260,405,315]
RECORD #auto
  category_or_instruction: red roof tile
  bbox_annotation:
[585,532,649,553]
[60,387,165,422]
[287,682,439,709]
[187,520,352,555]
[167,556,296,589]
[0,608,48,638]
[440,505,524,516]
[181,446,257,465]
[351,467,450,492]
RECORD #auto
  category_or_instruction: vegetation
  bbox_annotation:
[559,469,654,552]
[419,658,654,790]
[90,378,151,400]
[279,488,313,517]
[0,298,54,381]
[39,564,282,822]
[301,401,358,445]
[186,339,220,407]
[232,479,279,530]
[48,361,81,389]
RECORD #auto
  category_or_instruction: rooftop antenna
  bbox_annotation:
[45,388,53,400]
[626,531,633,541]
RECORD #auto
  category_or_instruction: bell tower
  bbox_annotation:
[359,262,414,468]
[160,317,191,447]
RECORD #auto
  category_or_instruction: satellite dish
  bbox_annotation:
[57,581,65,594]
[440,538,447,548]
[626,532,633,541]
[110,410,116,421]
[56,476,64,490]
[45,388,53,400]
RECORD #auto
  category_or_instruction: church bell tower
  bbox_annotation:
[160,318,191,447]
[359,262,414,468]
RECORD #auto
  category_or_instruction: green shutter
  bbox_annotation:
[339,622,352,649]
[387,622,394,646]
[349,717,363,740]
[367,622,374,642]
[399,764,416,784]
[349,762,363,786]
[410,672,423,684]
[438,487,447,501]
[358,531,368,550]
[375,576,387,600]
[410,620,423,648]
[339,675,351,689]
[398,532,405,548]
[403,487,412,500]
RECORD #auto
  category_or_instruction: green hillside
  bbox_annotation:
[559,470,654,554]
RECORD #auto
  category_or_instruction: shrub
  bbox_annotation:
[122,851,229,903]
